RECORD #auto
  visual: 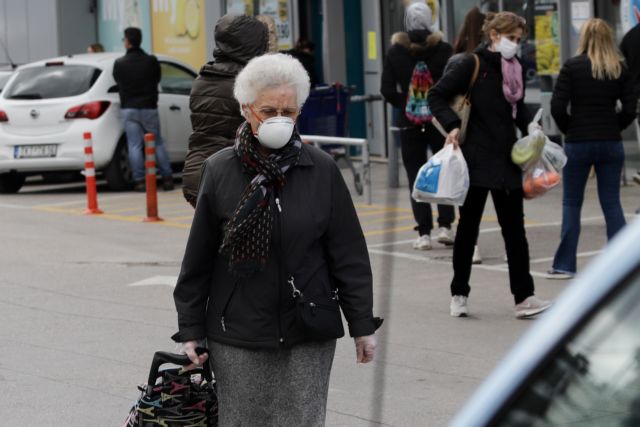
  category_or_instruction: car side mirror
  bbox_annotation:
[107,85,119,93]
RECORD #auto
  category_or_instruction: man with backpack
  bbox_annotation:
[381,2,454,250]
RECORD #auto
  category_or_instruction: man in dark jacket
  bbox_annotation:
[182,15,268,207]
[380,2,455,250]
[620,7,640,185]
[112,27,174,192]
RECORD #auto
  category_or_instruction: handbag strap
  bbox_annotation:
[464,54,480,99]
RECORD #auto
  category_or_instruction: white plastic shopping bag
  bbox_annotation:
[412,144,469,206]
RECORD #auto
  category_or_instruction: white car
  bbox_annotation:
[0,52,196,193]
[0,69,13,93]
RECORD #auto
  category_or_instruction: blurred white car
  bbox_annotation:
[450,218,640,427]
[0,69,13,93]
[0,53,196,193]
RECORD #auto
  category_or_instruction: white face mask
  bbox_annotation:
[495,36,518,60]
[253,115,295,150]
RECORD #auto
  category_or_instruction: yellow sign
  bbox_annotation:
[368,31,377,60]
[151,0,207,70]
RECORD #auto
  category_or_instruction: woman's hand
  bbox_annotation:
[181,340,209,369]
[446,128,460,149]
[354,335,377,364]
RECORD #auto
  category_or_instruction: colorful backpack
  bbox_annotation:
[405,60,435,127]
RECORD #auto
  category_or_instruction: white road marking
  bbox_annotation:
[128,275,177,287]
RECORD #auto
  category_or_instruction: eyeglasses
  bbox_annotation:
[252,106,299,120]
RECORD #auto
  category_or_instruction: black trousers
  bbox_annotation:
[401,126,455,235]
[451,186,534,304]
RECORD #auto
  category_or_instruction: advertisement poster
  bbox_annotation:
[98,0,152,52]
[151,0,206,70]
[259,0,293,50]
[621,0,640,33]
[534,2,560,75]
[226,0,254,15]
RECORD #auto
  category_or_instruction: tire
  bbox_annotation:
[104,137,133,191]
[0,172,25,193]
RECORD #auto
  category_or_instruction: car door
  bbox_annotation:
[157,61,196,163]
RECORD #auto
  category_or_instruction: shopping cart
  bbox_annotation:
[298,83,363,195]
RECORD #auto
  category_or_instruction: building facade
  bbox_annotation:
[1,0,637,156]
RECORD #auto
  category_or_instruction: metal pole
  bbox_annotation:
[362,136,371,205]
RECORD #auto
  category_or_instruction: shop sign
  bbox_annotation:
[150,0,207,70]
[98,0,153,52]
[534,1,560,75]
[259,0,293,51]
[621,0,640,33]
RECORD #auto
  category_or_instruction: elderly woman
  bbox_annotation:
[172,53,382,426]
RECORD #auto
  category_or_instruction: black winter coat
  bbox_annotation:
[621,24,640,95]
[380,30,453,129]
[428,48,532,191]
[551,54,637,143]
[182,15,268,204]
[172,143,381,349]
[112,48,160,109]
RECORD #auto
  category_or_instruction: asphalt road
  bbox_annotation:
[1,160,638,426]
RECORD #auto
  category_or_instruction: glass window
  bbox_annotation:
[159,62,195,96]
[496,270,640,426]
[0,73,11,93]
[3,65,101,100]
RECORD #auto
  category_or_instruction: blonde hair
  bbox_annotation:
[577,18,623,80]
[482,12,528,39]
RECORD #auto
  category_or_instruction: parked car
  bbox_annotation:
[0,52,196,193]
[450,218,640,426]
[0,69,13,94]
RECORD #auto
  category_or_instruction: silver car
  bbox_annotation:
[450,218,640,426]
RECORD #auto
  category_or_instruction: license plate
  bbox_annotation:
[14,144,58,159]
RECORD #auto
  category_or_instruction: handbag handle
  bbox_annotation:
[147,347,213,387]
[463,54,480,100]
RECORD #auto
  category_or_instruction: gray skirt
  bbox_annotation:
[208,339,337,427]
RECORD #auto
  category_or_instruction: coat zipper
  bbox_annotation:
[275,188,285,344]
[220,280,239,332]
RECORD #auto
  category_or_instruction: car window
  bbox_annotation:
[160,62,195,96]
[0,73,11,93]
[3,65,101,99]
[497,270,640,426]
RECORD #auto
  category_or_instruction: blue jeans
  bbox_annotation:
[552,141,626,274]
[120,108,173,182]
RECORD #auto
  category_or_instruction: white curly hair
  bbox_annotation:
[234,53,310,114]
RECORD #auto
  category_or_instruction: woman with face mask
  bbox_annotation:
[428,12,552,319]
[172,53,382,426]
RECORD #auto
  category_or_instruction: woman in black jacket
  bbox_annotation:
[428,12,551,319]
[548,19,637,279]
[381,2,455,250]
[181,14,268,207]
[173,53,382,426]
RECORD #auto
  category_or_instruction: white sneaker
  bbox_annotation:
[436,227,454,245]
[472,245,483,264]
[546,270,574,280]
[515,296,552,319]
[412,234,432,250]
[450,295,469,317]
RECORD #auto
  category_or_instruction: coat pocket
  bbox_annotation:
[296,296,345,340]
[220,280,239,332]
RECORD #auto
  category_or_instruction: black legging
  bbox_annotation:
[400,125,455,236]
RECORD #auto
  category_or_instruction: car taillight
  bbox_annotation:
[64,101,110,120]
[0,110,8,122]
